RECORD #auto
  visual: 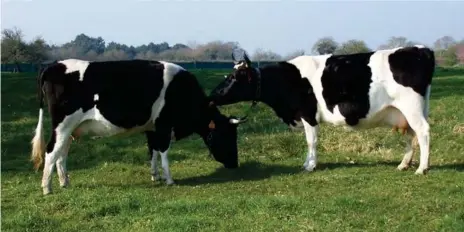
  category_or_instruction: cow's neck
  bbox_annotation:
[195,100,220,138]
[255,65,306,126]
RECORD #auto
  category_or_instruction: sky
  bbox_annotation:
[2,0,463,55]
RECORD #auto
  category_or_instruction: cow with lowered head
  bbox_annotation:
[31,59,246,195]
[209,46,435,175]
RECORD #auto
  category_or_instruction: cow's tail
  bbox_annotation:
[31,68,46,171]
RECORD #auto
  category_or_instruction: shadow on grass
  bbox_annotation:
[175,161,464,186]
[58,160,464,192]
[175,161,302,186]
[318,161,464,172]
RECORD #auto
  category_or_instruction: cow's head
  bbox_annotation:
[209,49,261,106]
[202,111,246,169]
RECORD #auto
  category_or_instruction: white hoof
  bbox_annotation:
[151,175,162,182]
[415,168,428,175]
[166,179,175,185]
[304,161,317,172]
[43,186,52,195]
[59,175,70,188]
[397,163,409,171]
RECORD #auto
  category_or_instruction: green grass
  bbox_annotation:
[2,68,464,232]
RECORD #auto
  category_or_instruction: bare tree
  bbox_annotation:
[378,36,417,49]
[284,49,305,60]
[252,48,282,61]
[434,36,456,50]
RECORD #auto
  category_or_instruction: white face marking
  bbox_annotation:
[229,118,241,124]
[93,94,99,101]
[233,62,247,70]
[58,59,90,81]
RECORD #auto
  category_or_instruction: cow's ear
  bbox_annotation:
[208,120,216,129]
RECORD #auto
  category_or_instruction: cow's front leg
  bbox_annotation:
[160,148,174,185]
[153,129,174,185]
[150,150,162,181]
[302,119,318,172]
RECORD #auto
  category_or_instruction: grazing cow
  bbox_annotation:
[31,59,246,195]
[209,46,435,175]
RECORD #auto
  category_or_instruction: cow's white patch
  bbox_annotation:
[58,59,90,81]
[160,148,174,185]
[414,44,426,48]
[93,94,99,101]
[150,62,184,124]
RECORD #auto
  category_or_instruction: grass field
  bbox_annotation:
[2,68,464,232]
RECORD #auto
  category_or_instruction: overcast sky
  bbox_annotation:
[2,0,463,55]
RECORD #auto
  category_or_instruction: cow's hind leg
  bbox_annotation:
[56,137,72,188]
[397,128,416,171]
[394,101,430,175]
[42,129,72,195]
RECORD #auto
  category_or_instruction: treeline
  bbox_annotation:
[1,27,463,66]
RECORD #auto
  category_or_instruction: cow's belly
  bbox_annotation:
[319,104,408,131]
[74,106,155,138]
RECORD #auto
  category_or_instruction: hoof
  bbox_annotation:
[60,176,70,188]
[43,187,52,195]
[304,161,317,172]
[151,175,162,182]
[397,163,409,171]
[415,168,429,175]
[166,180,175,185]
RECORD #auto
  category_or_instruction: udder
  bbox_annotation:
[380,106,411,135]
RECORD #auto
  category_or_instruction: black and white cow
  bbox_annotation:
[31,59,246,195]
[209,46,435,175]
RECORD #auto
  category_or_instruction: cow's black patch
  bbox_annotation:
[210,61,320,128]
[85,60,165,128]
[388,46,435,96]
[321,52,374,126]
[257,62,318,127]
[299,78,318,127]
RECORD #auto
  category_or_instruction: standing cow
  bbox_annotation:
[209,46,435,175]
[31,59,246,195]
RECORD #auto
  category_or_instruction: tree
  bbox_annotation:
[442,45,459,66]
[27,37,49,63]
[252,48,282,61]
[312,37,338,55]
[100,49,130,61]
[434,36,456,50]
[1,27,29,65]
[378,36,417,49]
[64,33,106,55]
[334,40,371,55]
[193,41,240,60]
[1,27,50,71]
[284,49,305,60]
